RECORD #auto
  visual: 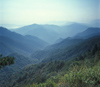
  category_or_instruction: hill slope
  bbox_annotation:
[31,35,100,62]
[12,23,88,43]
[12,24,60,43]
[2,36,100,87]
[74,27,100,39]
[0,53,37,87]
[0,27,48,56]
[59,22,88,38]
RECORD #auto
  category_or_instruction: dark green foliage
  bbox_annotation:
[7,43,100,87]
[91,44,98,55]
[0,54,15,69]
[0,53,37,87]
[0,34,100,87]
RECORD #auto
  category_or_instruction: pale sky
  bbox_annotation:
[0,0,100,28]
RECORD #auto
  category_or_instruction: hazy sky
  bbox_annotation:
[0,0,100,28]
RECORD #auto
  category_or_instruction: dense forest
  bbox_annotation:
[17,44,100,87]
[0,38,99,87]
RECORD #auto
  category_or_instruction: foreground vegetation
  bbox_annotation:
[24,45,100,87]
[0,54,15,69]
[5,44,99,87]
[0,36,100,87]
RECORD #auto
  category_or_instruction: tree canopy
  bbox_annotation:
[0,54,15,69]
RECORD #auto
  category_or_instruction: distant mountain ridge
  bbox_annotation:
[59,22,88,37]
[30,27,100,62]
[12,22,88,43]
[0,23,100,87]
[88,19,100,27]
[30,35,100,63]
[46,27,100,50]
[74,27,100,39]
[12,24,60,43]
[0,27,48,56]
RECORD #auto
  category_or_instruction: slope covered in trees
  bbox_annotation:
[0,53,38,87]
[31,35,100,62]
[3,41,100,87]
[0,25,100,87]
[0,35,100,87]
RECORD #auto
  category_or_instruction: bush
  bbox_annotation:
[64,65,100,87]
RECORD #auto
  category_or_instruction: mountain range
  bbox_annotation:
[30,27,100,62]
[88,19,100,27]
[0,28,100,87]
[11,22,88,43]
[0,27,48,56]
[0,22,100,87]
[11,24,60,43]
[74,27,100,39]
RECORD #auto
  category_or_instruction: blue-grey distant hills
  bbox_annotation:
[0,27,48,56]
[12,24,60,44]
[0,27,41,82]
[30,27,100,61]
[12,23,88,44]
[47,27,100,50]
[74,27,100,39]
[53,27,100,49]
[57,22,88,38]
[88,19,100,27]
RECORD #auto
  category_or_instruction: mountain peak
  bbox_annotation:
[0,27,7,30]
[31,23,39,26]
[0,27,11,33]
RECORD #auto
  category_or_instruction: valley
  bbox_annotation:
[0,0,100,86]
[0,21,100,87]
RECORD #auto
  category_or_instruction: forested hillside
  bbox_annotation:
[2,39,100,87]
[31,35,100,62]
[0,26,100,87]
[1,0,100,86]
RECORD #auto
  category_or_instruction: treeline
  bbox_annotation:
[24,44,100,87]
[0,54,15,69]
[5,43,100,87]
